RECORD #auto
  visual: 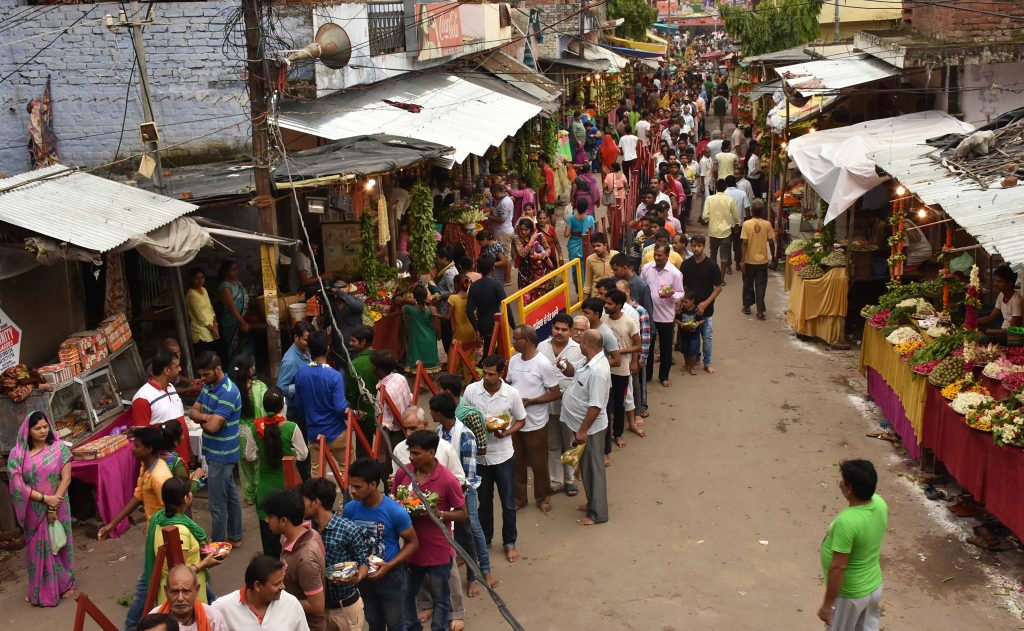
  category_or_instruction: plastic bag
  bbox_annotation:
[48,520,66,555]
[560,443,586,468]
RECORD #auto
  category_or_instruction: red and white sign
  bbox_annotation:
[524,287,567,343]
[0,307,22,372]
[417,2,464,61]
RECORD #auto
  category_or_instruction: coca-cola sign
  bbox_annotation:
[417,2,464,61]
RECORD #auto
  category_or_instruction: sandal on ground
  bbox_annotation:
[565,483,579,496]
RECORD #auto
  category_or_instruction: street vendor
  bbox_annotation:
[979,265,1023,343]
[145,338,201,396]
[133,348,192,464]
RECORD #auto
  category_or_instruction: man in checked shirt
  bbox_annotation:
[300,478,371,631]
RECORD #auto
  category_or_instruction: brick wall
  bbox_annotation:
[0,0,311,176]
[906,0,1024,42]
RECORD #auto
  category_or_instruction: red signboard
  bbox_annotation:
[417,2,464,61]
[524,287,567,343]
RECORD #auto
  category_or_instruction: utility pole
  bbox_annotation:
[241,0,283,375]
[833,0,841,43]
[124,0,165,195]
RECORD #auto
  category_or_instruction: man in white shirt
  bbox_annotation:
[538,314,584,494]
[463,355,528,562]
[557,329,611,526]
[635,114,651,146]
[706,129,724,160]
[619,127,640,175]
[725,175,751,219]
[505,324,561,513]
[213,556,311,631]
[132,348,192,462]
[149,565,229,631]
[391,406,466,485]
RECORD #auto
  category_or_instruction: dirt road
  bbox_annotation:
[1,272,1019,629]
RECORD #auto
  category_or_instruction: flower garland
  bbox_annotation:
[886,327,922,345]
[964,265,981,329]
[967,400,1012,434]
[895,340,924,359]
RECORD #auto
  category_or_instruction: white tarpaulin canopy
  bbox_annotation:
[788,111,974,224]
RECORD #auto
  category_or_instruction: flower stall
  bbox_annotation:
[782,224,850,345]
[858,265,1024,541]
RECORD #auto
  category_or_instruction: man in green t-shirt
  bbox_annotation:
[345,326,379,457]
[819,459,888,630]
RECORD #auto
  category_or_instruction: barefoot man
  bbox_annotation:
[557,329,610,526]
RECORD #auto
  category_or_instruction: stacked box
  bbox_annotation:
[99,313,132,351]
[72,434,128,460]
[37,363,74,385]
[67,330,109,370]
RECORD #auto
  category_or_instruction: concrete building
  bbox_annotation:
[854,0,1024,126]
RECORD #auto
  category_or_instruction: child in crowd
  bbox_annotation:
[674,293,705,376]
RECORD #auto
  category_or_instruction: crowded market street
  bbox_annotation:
[0,265,1016,630]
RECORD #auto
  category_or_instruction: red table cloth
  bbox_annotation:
[922,385,1024,539]
[71,410,136,538]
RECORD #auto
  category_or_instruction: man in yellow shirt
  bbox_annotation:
[584,233,618,298]
[642,230,684,267]
[740,199,777,320]
[701,179,740,279]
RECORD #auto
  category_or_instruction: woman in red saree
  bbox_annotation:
[7,411,75,606]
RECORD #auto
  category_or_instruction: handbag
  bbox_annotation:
[601,190,615,206]
[48,519,66,555]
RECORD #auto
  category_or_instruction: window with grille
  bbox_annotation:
[368,2,407,56]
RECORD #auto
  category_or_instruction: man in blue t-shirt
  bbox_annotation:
[343,458,418,631]
[189,350,243,544]
[294,330,350,479]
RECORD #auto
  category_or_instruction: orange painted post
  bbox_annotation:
[73,593,120,631]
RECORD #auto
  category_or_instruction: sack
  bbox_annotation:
[560,443,586,468]
[48,520,67,555]
[601,191,615,206]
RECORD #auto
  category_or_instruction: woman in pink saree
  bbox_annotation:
[7,411,75,606]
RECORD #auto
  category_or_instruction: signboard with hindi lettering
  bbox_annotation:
[417,2,464,61]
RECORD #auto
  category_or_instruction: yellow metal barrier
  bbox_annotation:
[499,259,584,356]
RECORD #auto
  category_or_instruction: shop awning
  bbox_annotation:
[788,111,974,223]
[775,55,900,98]
[476,51,562,114]
[273,135,454,189]
[276,73,547,165]
[868,143,1024,269]
[0,164,198,253]
[579,41,630,71]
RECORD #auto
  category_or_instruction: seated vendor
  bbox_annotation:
[146,338,201,396]
[979,265,1023,343]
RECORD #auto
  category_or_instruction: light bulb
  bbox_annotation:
[365,178,376,191]
[917,208,927,219]
[896,185,906,196]
[809,127,816,133]
[780,141,788,150]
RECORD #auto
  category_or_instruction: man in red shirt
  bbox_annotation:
[131,348,191,462]
[538,153,556,213]
[393,430,467,631]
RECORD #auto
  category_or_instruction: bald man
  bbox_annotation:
[149,565,229,631]
[556,328,610,525]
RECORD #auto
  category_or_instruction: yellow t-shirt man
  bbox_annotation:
[702,193,739,239]
[642,248,683,267]
[741,217,776,265]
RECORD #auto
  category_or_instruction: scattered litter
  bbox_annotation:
[758,540,769,545]
[738,591,747,596]
[918,553,927,562]
[110,555,127,564]
[942,576,954,583]
[697,540,704,544]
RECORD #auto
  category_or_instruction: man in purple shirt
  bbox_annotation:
[640,244,684,387]
[393,430,467,631]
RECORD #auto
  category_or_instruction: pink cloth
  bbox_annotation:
[865,368,923,460]
[70,410,137,538]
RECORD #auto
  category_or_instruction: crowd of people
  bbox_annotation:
[3,31,797,631]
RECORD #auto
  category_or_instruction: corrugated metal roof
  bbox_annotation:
[775,56,899,97]
[0,164,198,253]
[868,144,1024,268]
[476,51,562,113]
[276,73,544,165]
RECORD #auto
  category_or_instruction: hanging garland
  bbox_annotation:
[360,209,381,292]
[408,183,436,276]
